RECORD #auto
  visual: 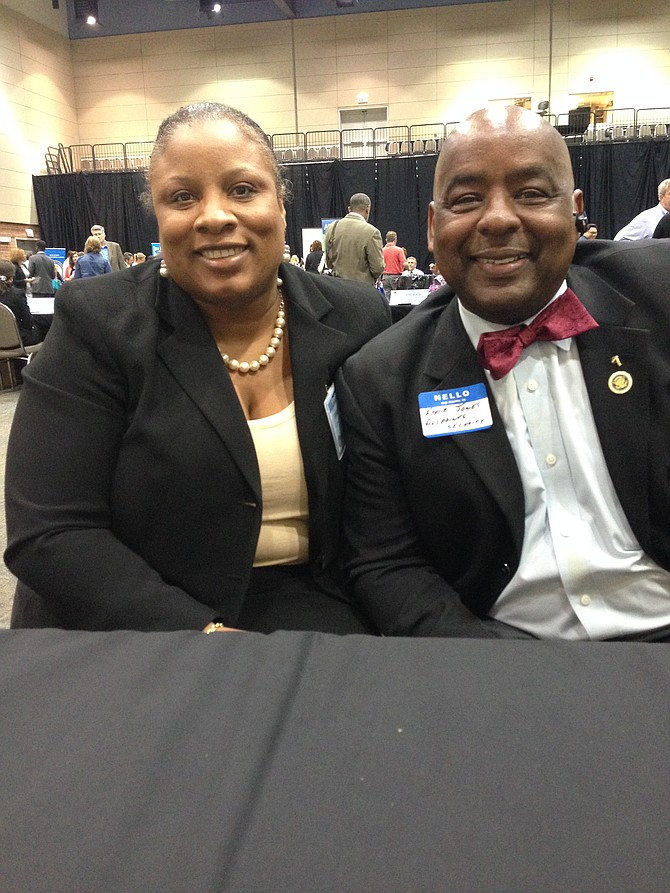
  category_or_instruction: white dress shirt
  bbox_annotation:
[614,203,668,240]
[459,284,670,639]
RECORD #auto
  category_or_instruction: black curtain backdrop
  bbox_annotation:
[32,141,670,270]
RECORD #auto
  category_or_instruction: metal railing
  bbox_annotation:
[44,109,670,174]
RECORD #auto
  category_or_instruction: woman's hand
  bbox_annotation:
[202,620,242,634]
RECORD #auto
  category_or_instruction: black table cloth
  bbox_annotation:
[1,630,669,892]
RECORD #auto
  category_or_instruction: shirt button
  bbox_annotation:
[545,453,557,466]
[527,379,539,392]
[580,594,591,606]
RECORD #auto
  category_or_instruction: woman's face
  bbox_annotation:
[150,118,286,310]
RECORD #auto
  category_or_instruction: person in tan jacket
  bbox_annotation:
[324,193,384,285]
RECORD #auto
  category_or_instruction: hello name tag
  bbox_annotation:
[418,384,493,438]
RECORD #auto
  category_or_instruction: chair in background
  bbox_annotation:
[654,123,668,138]
[0,305,43,390]
[44,148,62,175]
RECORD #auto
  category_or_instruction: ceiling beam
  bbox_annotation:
[271,0,296,17]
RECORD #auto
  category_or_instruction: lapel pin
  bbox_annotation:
[608,356,632,394]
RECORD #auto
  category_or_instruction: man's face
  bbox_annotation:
[406,258,417,271]
[91,226,106,243]
[660,189,670,212]
[428,110,582,325]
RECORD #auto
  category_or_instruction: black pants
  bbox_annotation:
[606,624,670,642]
[236,565,375,635]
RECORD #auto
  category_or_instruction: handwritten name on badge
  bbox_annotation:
[418,384,493,438]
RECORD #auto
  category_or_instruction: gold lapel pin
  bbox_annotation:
[608,356,632,394]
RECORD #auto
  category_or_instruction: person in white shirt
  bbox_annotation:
[613,178,670,240]
[337,104,670,641]
[400,257,425,277]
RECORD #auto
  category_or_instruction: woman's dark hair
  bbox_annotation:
[0,259,14,296]
[142,102,289,212]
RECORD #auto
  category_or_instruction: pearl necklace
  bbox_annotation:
[220,293,286,374]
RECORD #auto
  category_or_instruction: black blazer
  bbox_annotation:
[1,286,40,344]
[5,260,391,630]
[337,239,670,638]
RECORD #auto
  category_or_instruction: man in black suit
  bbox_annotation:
[337,104,670,641]
[27,240,56,298]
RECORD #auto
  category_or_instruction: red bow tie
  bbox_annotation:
[476,288,599,380]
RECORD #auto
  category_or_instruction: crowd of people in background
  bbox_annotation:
[280,216,442,302]
[6,167,669,345]
[0,228,151,356]
[19,176,670,308]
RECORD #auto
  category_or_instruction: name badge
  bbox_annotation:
[324,383,345,460]
[418,384,493,438]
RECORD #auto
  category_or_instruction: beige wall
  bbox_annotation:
[1,0,670,225]
[0,4,77,225]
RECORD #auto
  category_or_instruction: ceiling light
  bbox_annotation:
[74,0,99,24]
[199,0,222,16]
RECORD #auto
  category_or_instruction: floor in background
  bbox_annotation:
[0,388,20,628]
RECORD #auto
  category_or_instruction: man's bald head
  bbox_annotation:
[437,105,575,195]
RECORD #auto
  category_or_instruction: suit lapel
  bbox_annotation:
[424,297,526,553]
[281,267,348,542]
[155,277,262,501]
[568,267,650,543]
[152,268,351,508]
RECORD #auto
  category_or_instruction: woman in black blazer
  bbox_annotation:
[304,239,324,273]
[0,260,42,345]
[5,103,391,634]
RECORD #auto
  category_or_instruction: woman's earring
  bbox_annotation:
[159,259,169,278]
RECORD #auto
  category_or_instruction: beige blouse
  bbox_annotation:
[247,401,309,567]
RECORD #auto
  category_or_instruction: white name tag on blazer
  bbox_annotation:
[325,383,345,459]
[418,384,493,438]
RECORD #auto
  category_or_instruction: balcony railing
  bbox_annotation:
[44,109,670,174]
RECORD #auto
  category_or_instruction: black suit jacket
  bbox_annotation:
[5,260,391,630]
[337,239,670,638]
[27,251,55,295]
[1,286,41,344]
